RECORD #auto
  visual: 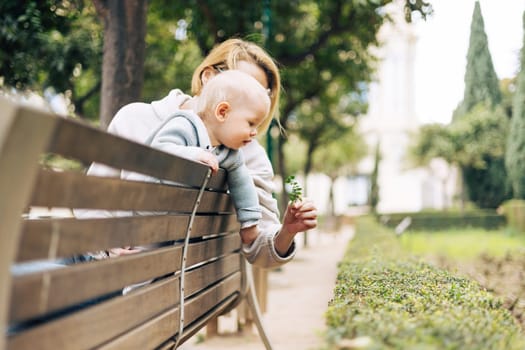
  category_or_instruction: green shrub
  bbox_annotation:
[322,217,525,350]
[499,199,525,233]
[379,210,506,231]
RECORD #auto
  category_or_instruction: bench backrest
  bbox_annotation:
[0,97,246,349]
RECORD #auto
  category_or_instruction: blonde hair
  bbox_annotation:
[191,38,281,133]
[194,70,270,120]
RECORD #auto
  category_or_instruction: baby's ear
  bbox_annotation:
[215,101,230,122]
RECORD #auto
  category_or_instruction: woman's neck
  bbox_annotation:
[179,97,194,110]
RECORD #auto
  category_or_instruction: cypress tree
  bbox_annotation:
[505,11,525,198]
[453,1,510,208]
[453,1,502,119]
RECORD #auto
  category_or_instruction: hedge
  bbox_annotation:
[379,210,505,231]
[322,217,525,350]
[499,199,525,233]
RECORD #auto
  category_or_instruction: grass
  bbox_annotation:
[399,228,525,260]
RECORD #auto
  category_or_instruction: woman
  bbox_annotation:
[91,38,317,268]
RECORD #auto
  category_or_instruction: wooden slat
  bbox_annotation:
[159,292,240,348]
[0,98,58,350]
[184,253,240,297]
[48,117,228,190]
[98,273,241,350]
[28,169,233,213]
[31,169,185,211]
[185,233,241,267]
[7,255,241,350]
[10,233,240,323]
[17,213,238,262]
[10,246,182,323]
[17,215,189,262]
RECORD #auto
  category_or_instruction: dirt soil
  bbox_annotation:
[181,228,354,350]
[431,251,525,330]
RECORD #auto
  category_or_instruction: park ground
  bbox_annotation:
[182,227,354,350]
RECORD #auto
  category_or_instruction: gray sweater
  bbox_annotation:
[146,110,261,227]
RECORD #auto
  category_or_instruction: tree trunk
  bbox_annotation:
[94,0,147,128]
[301,141,316,247]
[277,132,288,214]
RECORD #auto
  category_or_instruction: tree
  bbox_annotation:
[0,1,102,118]
[1,0,432,173]
[159,0,431,189]
[312,128,367,216]
[93,0,147,128]
[284,77,367,209]
[506,11,525,199]
[450,1,509,208]
[410,104,511,209]
[370,141,381,214]
[453,1,501,120]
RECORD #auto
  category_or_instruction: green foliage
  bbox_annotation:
[499,199,525,233]
[462,156,512,209]
[505,12,525,198]
[283,133,307,175]
[292,78,368,177]
[1,1,80,88]
[449,104,508,168]
[453,105,512,208]
[408,123,454,166]
[41,154,85,171]
[399,228,525,260]
[0,1,102,118]
[411,104,511,209]
[411,2,512,209]
[453,1,501,120]
[143,2,203,102]
[285,175,302,202]
[409,104,507,171]
[311,127,367,178]
[444,2,510,209]
[322,217,525,350]
[380,210,506,231]
[158,0,432,178]
[500,78,516,118]
[2,0,433,172]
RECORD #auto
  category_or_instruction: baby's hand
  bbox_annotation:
[197,150,219,173]
[240,225,259,245]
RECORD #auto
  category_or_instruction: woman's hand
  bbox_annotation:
[282,198,318,235]
[274,198,317,256]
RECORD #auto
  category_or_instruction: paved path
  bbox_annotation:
[182,227,353,350]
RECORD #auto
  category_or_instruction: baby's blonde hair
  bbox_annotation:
[195,70,270,120]
[191,38,280,133]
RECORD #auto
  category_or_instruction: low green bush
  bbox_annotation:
[322,217,525,350]
[499,199,525,233]
[379,210,505,231]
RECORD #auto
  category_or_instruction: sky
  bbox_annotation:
[414,0,525,124]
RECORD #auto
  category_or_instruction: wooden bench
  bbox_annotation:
[0,97,272,349]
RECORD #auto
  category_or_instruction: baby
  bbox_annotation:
[146,70,271,244]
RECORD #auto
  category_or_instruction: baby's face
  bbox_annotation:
[216,97,269,150]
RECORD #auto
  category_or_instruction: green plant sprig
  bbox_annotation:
[285,175,303,202]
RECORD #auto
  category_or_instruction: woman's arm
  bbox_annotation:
[241,140,317,268]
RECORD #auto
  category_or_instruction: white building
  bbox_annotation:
[355,2,455,214]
